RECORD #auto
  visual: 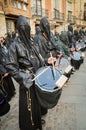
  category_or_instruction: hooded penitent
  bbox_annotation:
[40,17,50,40]
[68,24,73,33]
[17,15,44,70]
[35,26,41,35]
[59,31,69,46]
[16,15,31,49]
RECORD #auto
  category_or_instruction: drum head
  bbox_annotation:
[35,66,61,91]
[72,52,82,61]
[55,57,70,74]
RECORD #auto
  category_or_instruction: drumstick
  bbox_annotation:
[32,66,50,81]
[50,52,56,78]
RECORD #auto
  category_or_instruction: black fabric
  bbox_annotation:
[0,89,10,116]
[33,32,60,65]
[19,85,42,130]
[71,59,81,70]
[40,17,51,40]
[2,75,15,101]
[35,26,41,34]
[73,30,80,41]
[16,15,44,71]
[17,15,31,50]
[35,86,62,109]
[0,88,6,101]
[68,24,73,33]
[60,31,69,46]
[0,45,15,102]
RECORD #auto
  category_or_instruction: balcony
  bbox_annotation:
[32,6,48,18]
[67,15,76,24]
[53,9,64,21]
[3,0,29,17]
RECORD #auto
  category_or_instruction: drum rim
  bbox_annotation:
[35,66,61,92]
[35,83,61,92]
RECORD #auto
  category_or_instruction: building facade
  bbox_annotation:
[0,0,30,36]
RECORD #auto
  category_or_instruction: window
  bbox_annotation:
[24,0,28,2]
[67,1,72,11]
[23,4,27,10]
[4,0,8,5]
[33,0,42,16]
[54,0,59,9]
[11,0,17,7]
[18,2,22,9]
[68,11,72,21]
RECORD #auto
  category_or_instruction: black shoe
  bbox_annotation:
[41,119,46,125]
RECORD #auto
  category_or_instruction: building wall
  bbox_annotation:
[0,12,7,36]
[62,0,66,18]
[73,0,86,26]
[45,0,52,19]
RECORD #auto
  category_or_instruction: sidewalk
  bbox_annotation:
[43,57,86,130]
[0,57,86,130]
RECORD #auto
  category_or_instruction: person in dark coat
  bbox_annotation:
[0,37,15,102]
[33,17,62,101]
[68,23,73,33]
[60,31,69,46]
[33,26,41,44]
[0,63,10,116]
[33,17,71,73]
[54,31,71,60]
[67,23,73,48]
[34,17,62,65]
[5,15,49,130]
[73,30,80,42]
[5,32,14,49]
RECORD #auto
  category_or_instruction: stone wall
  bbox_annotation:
[0,12,6,37]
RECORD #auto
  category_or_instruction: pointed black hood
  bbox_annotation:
[35,26,41,34]
[16,15,31,49]
[40,17,50,40]
[16,15,29,28]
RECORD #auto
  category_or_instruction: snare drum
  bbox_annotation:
[35,66,67,109]
[55,57,72,75]
[71,51,83,69]
[76,42,86,52]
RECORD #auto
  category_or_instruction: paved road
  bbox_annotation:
[0,57,86,130]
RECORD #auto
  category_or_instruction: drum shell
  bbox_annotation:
[35,86,62,109]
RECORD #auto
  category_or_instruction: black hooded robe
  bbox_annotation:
[0,45,15,102]
[6,15,44,130]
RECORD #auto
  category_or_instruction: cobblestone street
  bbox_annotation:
[0,57,86,130]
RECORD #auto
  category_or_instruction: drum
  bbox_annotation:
[71,51,83,70]
[35,66,64,109]
[76,42,86,52]
[55,57,72,76]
